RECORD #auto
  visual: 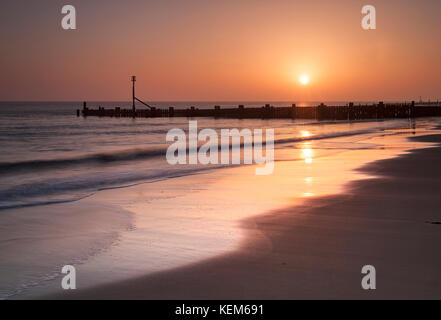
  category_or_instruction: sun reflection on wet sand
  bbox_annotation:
[302,192,315,197]
[300,130,311,138]
[301,142,314,164]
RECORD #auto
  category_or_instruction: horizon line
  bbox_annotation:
[0,98,437,103]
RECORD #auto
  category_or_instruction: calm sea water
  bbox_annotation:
[0,101,427,299]
[0,101,411,210]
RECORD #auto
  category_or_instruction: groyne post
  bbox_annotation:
[214,105,220,118]
[317,103,326,120]
[378,101,385,118]
[238,104,244,119]
[291,104,296,119]
[410,101,415,118]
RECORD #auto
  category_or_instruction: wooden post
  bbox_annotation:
[379,101,384,118]
[317,103,326,120]
[410,101,415,118]
[82,101,88,117]
[291,103,296,119]
[348,102,354,120]
[238,104,244,119]
[264,104,270,119]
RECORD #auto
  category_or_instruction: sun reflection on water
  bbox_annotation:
[301,143,314,164]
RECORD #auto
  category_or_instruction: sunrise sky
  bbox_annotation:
[0,0,440,101]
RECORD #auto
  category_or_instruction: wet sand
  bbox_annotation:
[52,134,441,300]
[0,201,133,299]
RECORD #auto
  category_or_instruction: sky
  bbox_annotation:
[0,0,440,101]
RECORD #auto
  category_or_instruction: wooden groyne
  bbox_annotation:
[78,101,441,121]
[77,76,441,120]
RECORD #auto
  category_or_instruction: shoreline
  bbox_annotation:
[0,201,133,300]
[49,133,441,299]
[5,118,423,299]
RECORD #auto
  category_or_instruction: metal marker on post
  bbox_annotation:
[132,75,136,113]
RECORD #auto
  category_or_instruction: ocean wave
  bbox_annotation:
[0,166,219,210]
[0,127,392,210]
[0,128,380,176]
[0,148,167,175]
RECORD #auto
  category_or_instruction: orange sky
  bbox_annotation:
[0,0,440,101]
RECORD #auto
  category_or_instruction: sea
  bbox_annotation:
[0,101,432,299]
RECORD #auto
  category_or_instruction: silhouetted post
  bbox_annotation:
[264,104,270,119]
[238,104,244,118]
[214,105,220,118]
[348,102,354,120]
[169,107,174,117]
[81,101,87,117]
[131,76,136,112]
[410,101,415,118]
[291,103,296,119]
[378,101,384,118]
[317,103,326,120]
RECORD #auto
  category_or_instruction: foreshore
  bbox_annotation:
[50,133,441,300]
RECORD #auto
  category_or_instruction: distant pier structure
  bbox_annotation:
[78,76,441,120]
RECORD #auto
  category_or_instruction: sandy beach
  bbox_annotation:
[47,132,441,300]
[6,115,427,299]
[2,0,441,307]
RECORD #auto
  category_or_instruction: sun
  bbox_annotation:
[299,74,310,85]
